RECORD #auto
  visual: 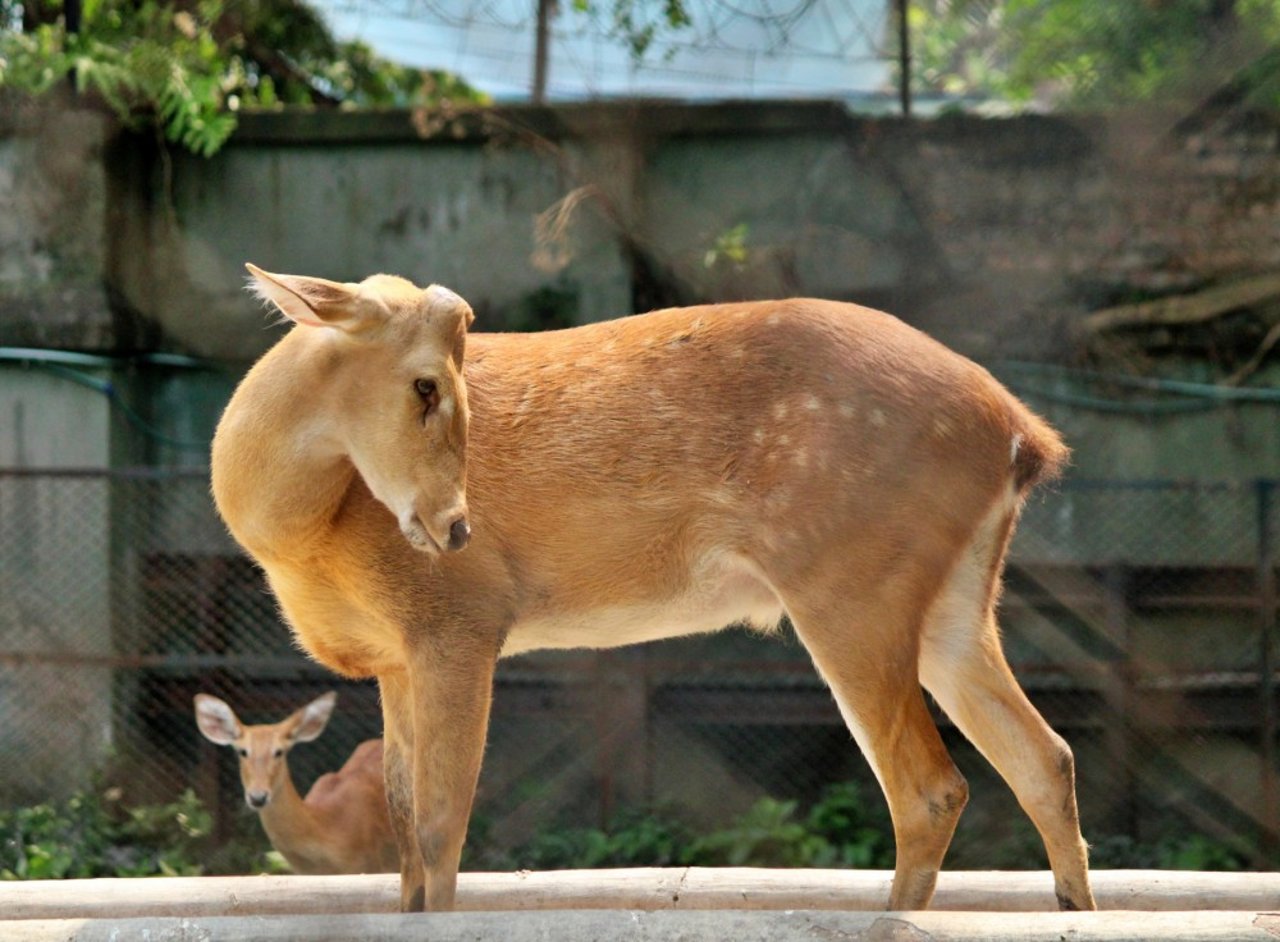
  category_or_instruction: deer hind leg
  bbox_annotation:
[918,487,1096,912]
[378,671,425,911]
[784,581,969,911]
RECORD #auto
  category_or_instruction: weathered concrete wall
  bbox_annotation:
[88,103,1280,367]
[0,94,116,349]
[4,98,1279,365]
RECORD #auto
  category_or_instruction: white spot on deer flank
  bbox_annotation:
[869,408,886,428]
[767,314,781,326]
[752,428,766,444]
[793,450,808,468]
[839,402,856,419]
[772,402,789,420]
[804,395,820,412]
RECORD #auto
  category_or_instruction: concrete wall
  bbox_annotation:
[4,98,1279,364]
[59,102,1280,368]
[0,93,116,349]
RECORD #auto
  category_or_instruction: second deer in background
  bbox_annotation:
[193,690,399,875]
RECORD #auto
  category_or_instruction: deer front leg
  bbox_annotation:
[406,639,497,912]
[378,671,425,911]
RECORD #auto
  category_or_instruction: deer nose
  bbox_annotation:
[246,790,269,809]
[447,516,471,551]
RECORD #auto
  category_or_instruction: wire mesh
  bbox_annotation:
[0,467,1275,870]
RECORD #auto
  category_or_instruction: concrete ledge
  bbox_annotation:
[228,100,861,146]
[2,868,1278,920]
[5,908,1280,942]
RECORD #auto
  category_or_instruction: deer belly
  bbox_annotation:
[500,554,783,656]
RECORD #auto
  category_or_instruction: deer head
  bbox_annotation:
[194,691,337,810]
[245,263,474,554]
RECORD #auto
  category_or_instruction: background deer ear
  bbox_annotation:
[289,690,338,743]
[245,263,378,331]
[194,694,242,745]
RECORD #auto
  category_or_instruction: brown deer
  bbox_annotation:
[211,264,1095,914]
[194,690,398,874]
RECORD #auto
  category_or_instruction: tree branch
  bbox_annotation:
[1081,272,1280,334]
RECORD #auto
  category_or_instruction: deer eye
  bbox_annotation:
[237,748,248,758]
[273,748,284,758]
[415,378,440,415]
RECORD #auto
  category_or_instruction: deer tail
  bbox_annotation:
[1010,406,1070,493]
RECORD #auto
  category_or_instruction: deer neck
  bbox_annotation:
[212,338,357,562]
[257,769,320,865]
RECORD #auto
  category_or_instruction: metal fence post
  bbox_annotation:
[1258,480,1278,859]
[1103,563,1137,839]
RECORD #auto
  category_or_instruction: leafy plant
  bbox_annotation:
[1087,831,1248,872]
[684,782,894,869]
[0,786,212,879]
[906,0,1280,110]
[0,0,487,157]
[493,781,895,872]
[0,784,307,879]
[571,0,692,60]
[703,223,750,271]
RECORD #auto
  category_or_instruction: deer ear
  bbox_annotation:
[194,694,242,745]
[426,284,475,328]
[245,263,378,331]
[425,285,474,366]
[290,690,338,743]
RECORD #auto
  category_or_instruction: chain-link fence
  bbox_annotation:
[1,466,1276,869]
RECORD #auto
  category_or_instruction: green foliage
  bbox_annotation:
[0,780,1255,880]
[908,0,1280,110]
[0,787,212,879]
[507,284,581,332]
[0,785,301,879]
[703,223,750,270]
[684,783,894,869]
[1088,832,1249,871]
[508,806,694,870]
[495,781,895,872]
[571,0,692,60]
[477,781,1251,875]
[0,0,487,157]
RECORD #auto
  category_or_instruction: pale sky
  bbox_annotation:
[313,0,894,102]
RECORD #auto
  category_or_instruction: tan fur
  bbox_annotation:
[212,272,1093,913]
[193,691,399,875]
